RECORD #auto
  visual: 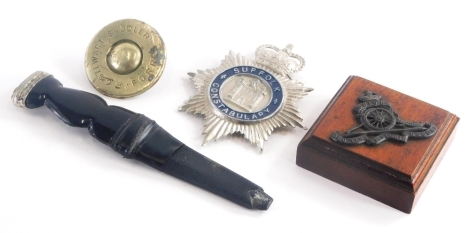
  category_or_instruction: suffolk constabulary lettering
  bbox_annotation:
[233,67,279,88]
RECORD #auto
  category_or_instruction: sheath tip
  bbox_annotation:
[249,189,273,210]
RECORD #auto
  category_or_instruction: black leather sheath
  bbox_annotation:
[18,74,272,210]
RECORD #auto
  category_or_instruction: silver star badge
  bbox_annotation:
[179,44,313,152]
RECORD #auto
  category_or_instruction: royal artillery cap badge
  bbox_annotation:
[330,90,438,145]
[179,44,313,151]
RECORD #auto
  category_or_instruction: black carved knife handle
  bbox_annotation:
[13,71,180,170]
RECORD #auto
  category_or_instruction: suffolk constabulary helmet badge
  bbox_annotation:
[179,44,313,151]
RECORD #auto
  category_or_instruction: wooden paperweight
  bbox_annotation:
[296,76,459,213]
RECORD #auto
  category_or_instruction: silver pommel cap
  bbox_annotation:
[12,71,51,108]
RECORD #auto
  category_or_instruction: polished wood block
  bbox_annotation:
[296,76,459,213]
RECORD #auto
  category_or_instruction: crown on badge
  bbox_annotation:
[358,90,382,103]
[255,44,305,75]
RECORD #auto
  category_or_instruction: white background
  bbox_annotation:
[1,1,468,232]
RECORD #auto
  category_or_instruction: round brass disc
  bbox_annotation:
[85,19,166,98]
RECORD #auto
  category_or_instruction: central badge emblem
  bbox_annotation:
[179,44,313,151]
